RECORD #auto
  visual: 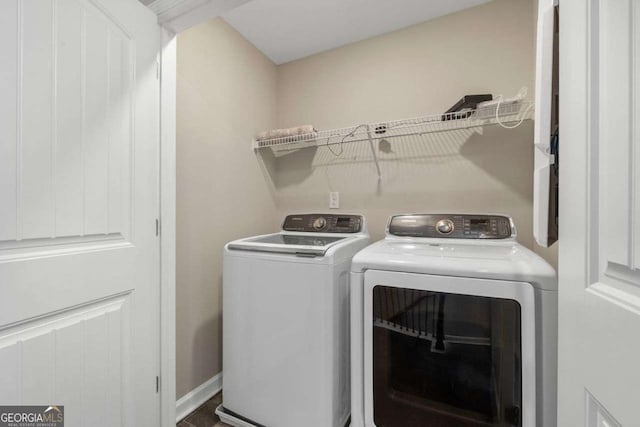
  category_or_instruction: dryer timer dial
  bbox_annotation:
[436,219,454,234]
[313,217,327,230]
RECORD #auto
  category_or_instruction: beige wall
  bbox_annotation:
[271,0,557,263]
[176,0,556,400]
[176,19,279,399]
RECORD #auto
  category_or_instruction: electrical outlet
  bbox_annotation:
[329,192,340,209]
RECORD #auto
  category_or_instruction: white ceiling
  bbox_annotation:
[222,0,492,64]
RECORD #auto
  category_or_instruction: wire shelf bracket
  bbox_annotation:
[365,125,382,180]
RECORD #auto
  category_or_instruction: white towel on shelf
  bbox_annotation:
[256,125,317,142]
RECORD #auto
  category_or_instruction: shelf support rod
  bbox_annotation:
[366,125,382,180]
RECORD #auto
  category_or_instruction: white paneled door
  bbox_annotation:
[0,0,161,426]
[559,0,640,426]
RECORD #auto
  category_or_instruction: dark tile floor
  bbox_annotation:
[177,392,230,427]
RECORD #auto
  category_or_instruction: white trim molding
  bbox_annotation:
[160,27,177,427]
[147,0,251,33]
[176,372,223,422]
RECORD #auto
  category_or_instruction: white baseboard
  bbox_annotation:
[176,371,223,422]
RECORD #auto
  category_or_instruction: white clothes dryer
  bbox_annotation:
[216,213,370,427]
[350,214,557,427]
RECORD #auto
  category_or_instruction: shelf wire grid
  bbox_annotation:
[253,101,534,151]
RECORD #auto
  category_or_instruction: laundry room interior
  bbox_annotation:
[5,0,640,424]
[176,0,558,421]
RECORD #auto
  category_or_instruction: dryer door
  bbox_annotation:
[363,271,536,427]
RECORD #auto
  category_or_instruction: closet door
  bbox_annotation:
[0,0,161,426]
[559,0,640,425]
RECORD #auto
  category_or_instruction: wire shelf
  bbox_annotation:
[252,101,534,152]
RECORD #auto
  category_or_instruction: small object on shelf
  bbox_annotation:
[255,124,318,152]
[442,94,493,121]
[475,97,523,119]
[255,124,316,141]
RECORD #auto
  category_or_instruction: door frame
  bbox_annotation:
[156,0,248,422]
[155,2,249,423]
[159,26,177,427]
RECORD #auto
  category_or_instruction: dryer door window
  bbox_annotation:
[372,286,522,427]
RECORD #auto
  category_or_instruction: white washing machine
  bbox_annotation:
[350,214,557,427]
[216,213,370,427]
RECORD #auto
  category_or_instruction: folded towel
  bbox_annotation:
[256,125,317,141]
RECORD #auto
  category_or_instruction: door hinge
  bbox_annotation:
[155,218,160,236]
[156,376,160,393]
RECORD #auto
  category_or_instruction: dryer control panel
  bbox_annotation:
[388,214,513,239]
[283,214,363,233]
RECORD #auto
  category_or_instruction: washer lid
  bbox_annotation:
[351,239,557,290]
[227,233,350,257]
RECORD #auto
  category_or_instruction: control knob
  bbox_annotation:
[313,217,327,230]
[436,219,454,234]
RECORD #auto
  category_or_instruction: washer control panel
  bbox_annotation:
[388,214,513,239]
[283,214,363,233]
